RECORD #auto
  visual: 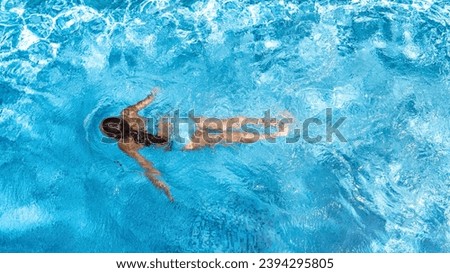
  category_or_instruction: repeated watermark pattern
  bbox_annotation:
[101,108,347,145]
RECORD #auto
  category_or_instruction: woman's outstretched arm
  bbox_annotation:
[121,88,159,117]
[118,140,174,202]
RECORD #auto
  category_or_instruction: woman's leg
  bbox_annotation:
[225,124,290,143]
[183,114,292,150]
[183,129,217,150]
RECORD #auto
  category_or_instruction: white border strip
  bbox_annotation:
[0,253,448,273]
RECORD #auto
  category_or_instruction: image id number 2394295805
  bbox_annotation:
[258,258,334,269]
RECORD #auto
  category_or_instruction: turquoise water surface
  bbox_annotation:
[1,0,450,252]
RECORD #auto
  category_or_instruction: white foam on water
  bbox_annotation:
[133,18,145,26]
[155,0,170,10]
[0,108,14,123]
[304,90,328,112]
[50,42,60,57]
[0,204,51,233]
[408,114,447,146]
[142,34,156,55]
[139,0,170,13]
[193,0,224,44]
[403,44,421,60]
[17,26,40,51]
[257,71,274,85]
[285,3,299,15]
[81,43,107,70]
[9,7,25,16]
[372,35,387,49]
[0,96,39,140]
[412,0,435,11]
[206,25,224,44]
[264,40,280,49]
[56,5,100,24]
[332,84,359,109]
[200,0,219,20]
[388,162,402,183]
[247,4,260,25]
[124,21,157,53]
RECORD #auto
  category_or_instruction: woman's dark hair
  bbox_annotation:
[100,117,130,140]
[100,117,168,146]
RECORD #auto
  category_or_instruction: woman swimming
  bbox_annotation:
[100,88,290,202]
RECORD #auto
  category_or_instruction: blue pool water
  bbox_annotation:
[1,0,450,252]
